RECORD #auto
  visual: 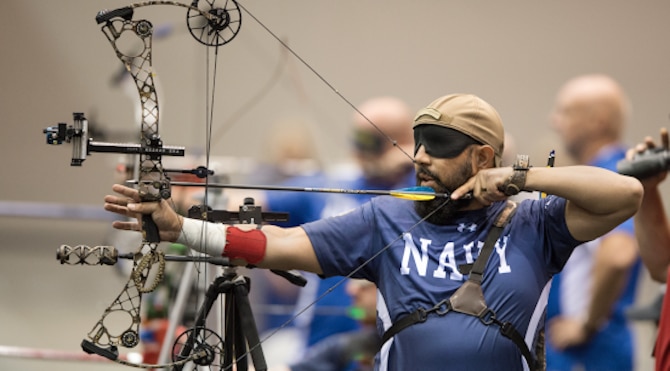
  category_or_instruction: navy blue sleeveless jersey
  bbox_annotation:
[302,195,581,371]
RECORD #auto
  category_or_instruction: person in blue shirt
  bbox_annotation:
[546,74,642,371]
[105,93,643,371]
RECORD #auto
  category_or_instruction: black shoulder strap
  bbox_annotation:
[458,200,517,278]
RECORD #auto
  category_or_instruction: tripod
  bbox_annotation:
[172,267,264,370]
[172,198,302,371]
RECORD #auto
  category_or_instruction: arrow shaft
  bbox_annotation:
[127,180,450,199]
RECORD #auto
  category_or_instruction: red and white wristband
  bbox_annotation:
[177,218,267,265]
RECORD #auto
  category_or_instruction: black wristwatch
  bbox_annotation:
[503,155,530,196]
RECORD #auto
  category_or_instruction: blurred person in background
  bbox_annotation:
[545,74,641,371]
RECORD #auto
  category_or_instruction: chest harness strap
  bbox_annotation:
[380,201,540,371]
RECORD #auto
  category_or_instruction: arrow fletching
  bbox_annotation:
[389,186,439,201]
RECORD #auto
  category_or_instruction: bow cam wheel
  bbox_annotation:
[172,326,225,369]
[187,0,241,46]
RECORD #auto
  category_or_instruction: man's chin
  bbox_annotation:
[413,197,471,225]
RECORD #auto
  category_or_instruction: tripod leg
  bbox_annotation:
[231,297,249,371]
[224,291,236,369]
[233,278,267,371]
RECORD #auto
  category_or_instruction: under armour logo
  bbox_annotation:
[457,223,477,233]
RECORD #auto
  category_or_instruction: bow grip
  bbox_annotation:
[143,215,160,243]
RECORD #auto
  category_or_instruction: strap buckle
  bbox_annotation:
[416,308,429,322]
[426,299,452,316]
[478,308,500,326]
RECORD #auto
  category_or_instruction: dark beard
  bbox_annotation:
[414,159,473,225]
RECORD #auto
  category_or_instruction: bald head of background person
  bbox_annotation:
[545,74,641,371]
[350,96,414,186]
[551,74,630,164]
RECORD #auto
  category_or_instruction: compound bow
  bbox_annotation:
[45,0,241,368]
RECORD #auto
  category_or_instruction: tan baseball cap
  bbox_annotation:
[413,94,505,165]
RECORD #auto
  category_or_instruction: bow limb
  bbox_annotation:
[82,8,168,357]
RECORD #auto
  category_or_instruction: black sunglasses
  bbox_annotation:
[414,125,482,159]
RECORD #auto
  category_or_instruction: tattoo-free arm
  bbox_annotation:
[523,166,643,242]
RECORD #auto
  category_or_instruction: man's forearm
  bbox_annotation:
[524,166,642,241]
[525,166,641,215]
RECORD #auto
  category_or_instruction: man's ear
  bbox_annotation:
[474,145,496,169]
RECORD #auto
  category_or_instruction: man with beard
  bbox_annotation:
[104,93,643,371]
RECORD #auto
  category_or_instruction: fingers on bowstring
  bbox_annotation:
[473,178,494,200]
[452,177,475,200]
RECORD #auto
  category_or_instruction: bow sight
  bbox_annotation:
[43,112,185,169]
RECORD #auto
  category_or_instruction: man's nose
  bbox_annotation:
[414,144,430,164]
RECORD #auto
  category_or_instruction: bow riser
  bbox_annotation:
[43,2,243,367]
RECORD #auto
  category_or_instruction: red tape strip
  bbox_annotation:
[225,226,267,265]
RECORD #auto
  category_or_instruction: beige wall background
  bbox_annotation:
[1,0,668,369]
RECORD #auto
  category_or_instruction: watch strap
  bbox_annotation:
[503,155,530,196]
